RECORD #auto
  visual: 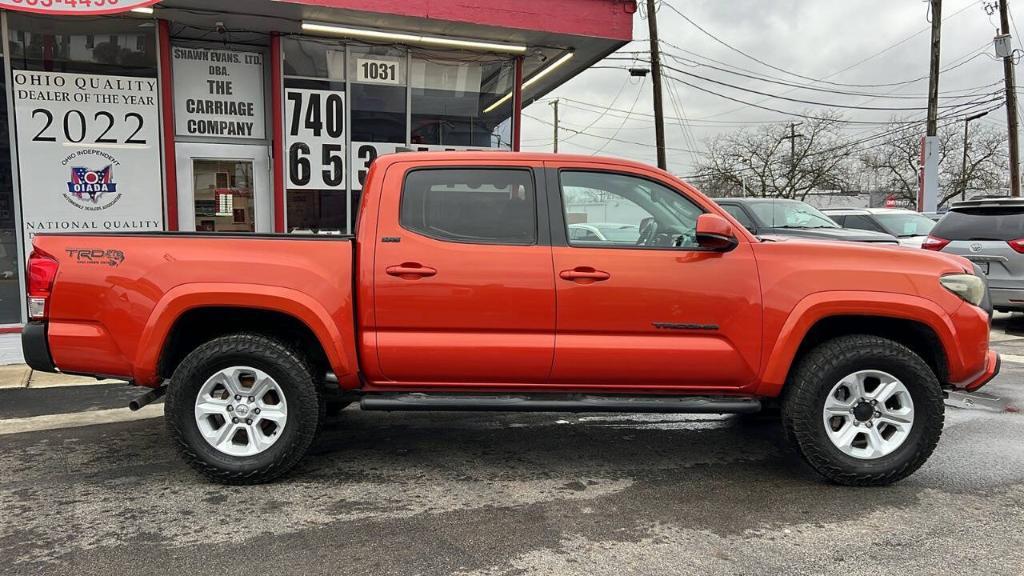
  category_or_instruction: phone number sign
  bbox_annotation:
[0,0,159,15]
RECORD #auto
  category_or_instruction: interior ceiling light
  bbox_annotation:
[301,22,527,54]
[483,52,575,114]
[130,7,155,13]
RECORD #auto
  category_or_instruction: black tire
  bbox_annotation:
[165,333,323,484]
[781,334,944,486]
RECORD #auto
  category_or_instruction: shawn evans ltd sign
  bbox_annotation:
[173,47,266,139]
[0,0,160,15]
[12,71,164,256]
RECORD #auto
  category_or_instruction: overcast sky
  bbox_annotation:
[519,0,1014,177]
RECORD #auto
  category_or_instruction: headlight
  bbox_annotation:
[940,274,985,306]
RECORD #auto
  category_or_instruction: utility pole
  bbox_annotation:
[961,110,991,200]
[550,99,559,153]
[927,0,942,136]
[781,122,803,196]
[646,0,667,170]
[1000,0,1022,196]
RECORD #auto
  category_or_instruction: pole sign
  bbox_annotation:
[0,0,160,15]
[12,70,164,256]
[285,88,345,190]
[173,47,265,139]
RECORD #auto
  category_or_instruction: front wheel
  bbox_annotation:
[782,334,944,486]
[165,333,323,484]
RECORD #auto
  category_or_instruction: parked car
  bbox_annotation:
[567,223,640,244]
[715,198,899,244]
[23,152,997,487]
[822,208,936,248]
[921,211,946,222]
[924,197,1024,312]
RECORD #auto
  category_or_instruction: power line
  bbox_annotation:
[659,0,981,88]
[658,61,1002,112]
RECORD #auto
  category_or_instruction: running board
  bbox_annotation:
[359,393,762,414]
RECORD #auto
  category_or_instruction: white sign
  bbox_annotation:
[350,142,404,191]
[285,89,345,190]
[173,47,265,139]
[0,0,159,15]
[12,70,164,255]
[355,58,402,85]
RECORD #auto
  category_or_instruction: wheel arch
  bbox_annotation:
[133,283,359,389]
[757,291,957,397]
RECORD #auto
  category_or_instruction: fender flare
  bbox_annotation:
[755,290,958,397]
[132,283,358,387]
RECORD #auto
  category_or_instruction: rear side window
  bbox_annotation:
[401,169,536,245]
[720,204,755,229]
[932,208,1024,241]
[843,214,883,232]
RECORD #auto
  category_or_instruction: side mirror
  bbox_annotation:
[696,213,739,252]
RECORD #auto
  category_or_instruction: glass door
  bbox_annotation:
[175,143,271,233]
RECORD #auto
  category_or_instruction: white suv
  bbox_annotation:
[822,208,936,248]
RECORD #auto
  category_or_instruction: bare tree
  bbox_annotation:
[860,119,1008,207]
[859,120,955,204]
[940,123,1008,204]
[695,112,855,199]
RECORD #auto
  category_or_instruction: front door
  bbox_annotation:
[371,162,555,386]
[547,163,763,390]
[175,143,272,233]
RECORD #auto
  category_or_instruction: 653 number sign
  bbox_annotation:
[285,88,345,190]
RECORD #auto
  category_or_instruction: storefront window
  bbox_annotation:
[349,45,406,143]
[192,160,255,233]
[7,13,156,76]
[411,51,514,149]
[0,44,20,324]
[283,38,348,234]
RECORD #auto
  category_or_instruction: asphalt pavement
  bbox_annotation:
[1,318,1023,576]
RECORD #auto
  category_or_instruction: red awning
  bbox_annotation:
[277,0,634,41]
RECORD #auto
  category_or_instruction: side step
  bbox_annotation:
[359,393,761,414]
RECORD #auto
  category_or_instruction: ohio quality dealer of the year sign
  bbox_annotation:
[12,70,164,257]
[0,0,160,15]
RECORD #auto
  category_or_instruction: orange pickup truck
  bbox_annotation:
[23,152,998,486]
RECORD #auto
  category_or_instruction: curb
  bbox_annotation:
[0,365,125,389]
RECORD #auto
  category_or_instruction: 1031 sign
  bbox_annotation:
[285,88,345,190]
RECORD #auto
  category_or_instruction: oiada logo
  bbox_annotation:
[64,162,122,211]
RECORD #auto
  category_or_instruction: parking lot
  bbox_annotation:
[0,318,1022,576]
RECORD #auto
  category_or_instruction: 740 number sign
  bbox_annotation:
[286,89,345,189]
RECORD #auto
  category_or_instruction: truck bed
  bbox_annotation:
[30,233,356,386]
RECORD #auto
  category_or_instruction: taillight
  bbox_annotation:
[1008,238,1024,254]
[922,235,950,251]
[27,249,58,319]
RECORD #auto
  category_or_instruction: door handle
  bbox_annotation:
[386,263,437,279]
[559,267,611,283]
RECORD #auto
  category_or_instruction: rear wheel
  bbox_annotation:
[165,333,323,484]
[782,334,944,486]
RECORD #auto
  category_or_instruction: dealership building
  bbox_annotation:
[0,0,634,328]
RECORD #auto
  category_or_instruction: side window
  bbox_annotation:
[721,204,755,230]
[843,215,882,232]
[560,171,703,248]
[401,169,536,245]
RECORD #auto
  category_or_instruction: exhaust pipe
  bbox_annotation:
[129,385,166,411]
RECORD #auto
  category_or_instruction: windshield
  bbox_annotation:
[747,201,839,229]
[593,224,641,242]
[873,213,936,237]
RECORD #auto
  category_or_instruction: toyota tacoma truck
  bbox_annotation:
[22,152,999,486]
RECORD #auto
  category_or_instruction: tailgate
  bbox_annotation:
[32,233,354,384]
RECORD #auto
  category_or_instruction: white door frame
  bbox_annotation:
[175,142,272,233]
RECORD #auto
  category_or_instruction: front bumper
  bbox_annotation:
[957,350,1000,392]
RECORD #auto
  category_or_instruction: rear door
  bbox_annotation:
[545,161,763,390]
[931,206,1024,285]
[370,161,556,386]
